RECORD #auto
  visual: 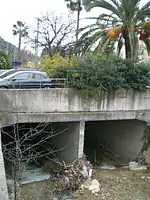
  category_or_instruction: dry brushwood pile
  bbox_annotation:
[54,158,92,192]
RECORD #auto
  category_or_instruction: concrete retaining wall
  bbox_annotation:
[0,89,150,126]
[0,88,150,113]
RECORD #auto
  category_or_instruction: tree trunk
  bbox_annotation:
[127,24,138,60]
[75,9,80,56]
[18,33,22,61]
[123,34,131,59]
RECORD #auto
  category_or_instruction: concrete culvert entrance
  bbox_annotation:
[84,120,146,166]
[2,122,82,200]
[2,121,82,181]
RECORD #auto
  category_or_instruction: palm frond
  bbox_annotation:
[83,0,123,20]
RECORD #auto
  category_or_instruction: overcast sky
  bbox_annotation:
[0,0,99,46]
[0,0,148,46]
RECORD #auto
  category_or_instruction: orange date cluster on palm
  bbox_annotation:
[105,27,122,40]
[105,22,150,41]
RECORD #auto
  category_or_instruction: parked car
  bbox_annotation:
[0,68,44,79]
[0,71,52,89]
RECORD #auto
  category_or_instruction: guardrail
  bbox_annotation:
[51,78,67,88]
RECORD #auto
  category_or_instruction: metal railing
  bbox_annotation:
[51,78,67,88]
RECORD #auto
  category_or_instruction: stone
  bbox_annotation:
[129,162,147,171]
[80,179,92,190]
[145,147,150,164]
[88,179,100,194]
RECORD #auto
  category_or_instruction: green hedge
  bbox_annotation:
[55,54,150,91]
[65,55,150,90]
[0,51,11,69]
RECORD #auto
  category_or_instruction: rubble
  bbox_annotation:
[129,161,147,171]
[80,179,100,195]
[55,157,93,192]
[88,179,100,194]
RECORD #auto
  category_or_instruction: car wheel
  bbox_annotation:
[0,86,8,89]
[43,85,51,89]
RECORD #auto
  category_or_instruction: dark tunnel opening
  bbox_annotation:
[84,120,146,166]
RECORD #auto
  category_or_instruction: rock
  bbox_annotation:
[89,179,100,194]
[145,147,150,164]
[129,162,147,171]
[80,179,92,190]
[100,162,116,170]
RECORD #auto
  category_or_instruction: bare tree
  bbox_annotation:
[2,122,68,200]
[30,12,76,57]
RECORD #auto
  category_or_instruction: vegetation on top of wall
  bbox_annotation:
[0,51,11,69]
[39,53,78,77]
[54,53,150,91]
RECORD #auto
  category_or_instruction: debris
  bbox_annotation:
[81,162,93,179]
[100,162,116,170]
[89,179,100,194]
[129,162,147,171]
[55,157,93,192]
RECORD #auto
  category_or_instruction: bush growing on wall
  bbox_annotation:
[66,53,150,91]
[39,53,77,77]
[0,51,11,69]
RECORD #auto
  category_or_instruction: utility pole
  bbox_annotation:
[76,6,80,42]
[75,0,82,56]
[35,18,40,60]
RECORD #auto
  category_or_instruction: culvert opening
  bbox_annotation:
[1,122,75,182]
[84,120,146,166]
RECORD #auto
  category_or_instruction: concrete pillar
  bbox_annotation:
[53,121,85,163]
[78,121,85,159]
[0,130,8,199]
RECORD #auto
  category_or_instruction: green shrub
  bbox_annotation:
[0,51,11,69]
[65,53,150,91]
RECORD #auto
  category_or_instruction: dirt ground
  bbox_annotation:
[75,167,150,200]
[7,166,150,200]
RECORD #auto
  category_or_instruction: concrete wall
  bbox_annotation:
[0,88,150,126]
[85,120,146,163]
[0,89,150,113]
[52,122,85,163]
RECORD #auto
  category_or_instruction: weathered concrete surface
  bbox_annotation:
[0,89,150,127]
[85,120,146,163]
[52,122,85,163]
[0,131,8,199]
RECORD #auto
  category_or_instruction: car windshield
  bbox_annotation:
[0,70,16,78]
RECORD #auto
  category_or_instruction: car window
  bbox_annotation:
[11,72,32,80]
[32,73,47,80]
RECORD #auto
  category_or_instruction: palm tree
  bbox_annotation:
[65,0,82,42]
[81,0,150,59]
[13,21,28,60]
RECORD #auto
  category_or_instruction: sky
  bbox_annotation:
[0,0,148,47]
[0,0,99,47]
